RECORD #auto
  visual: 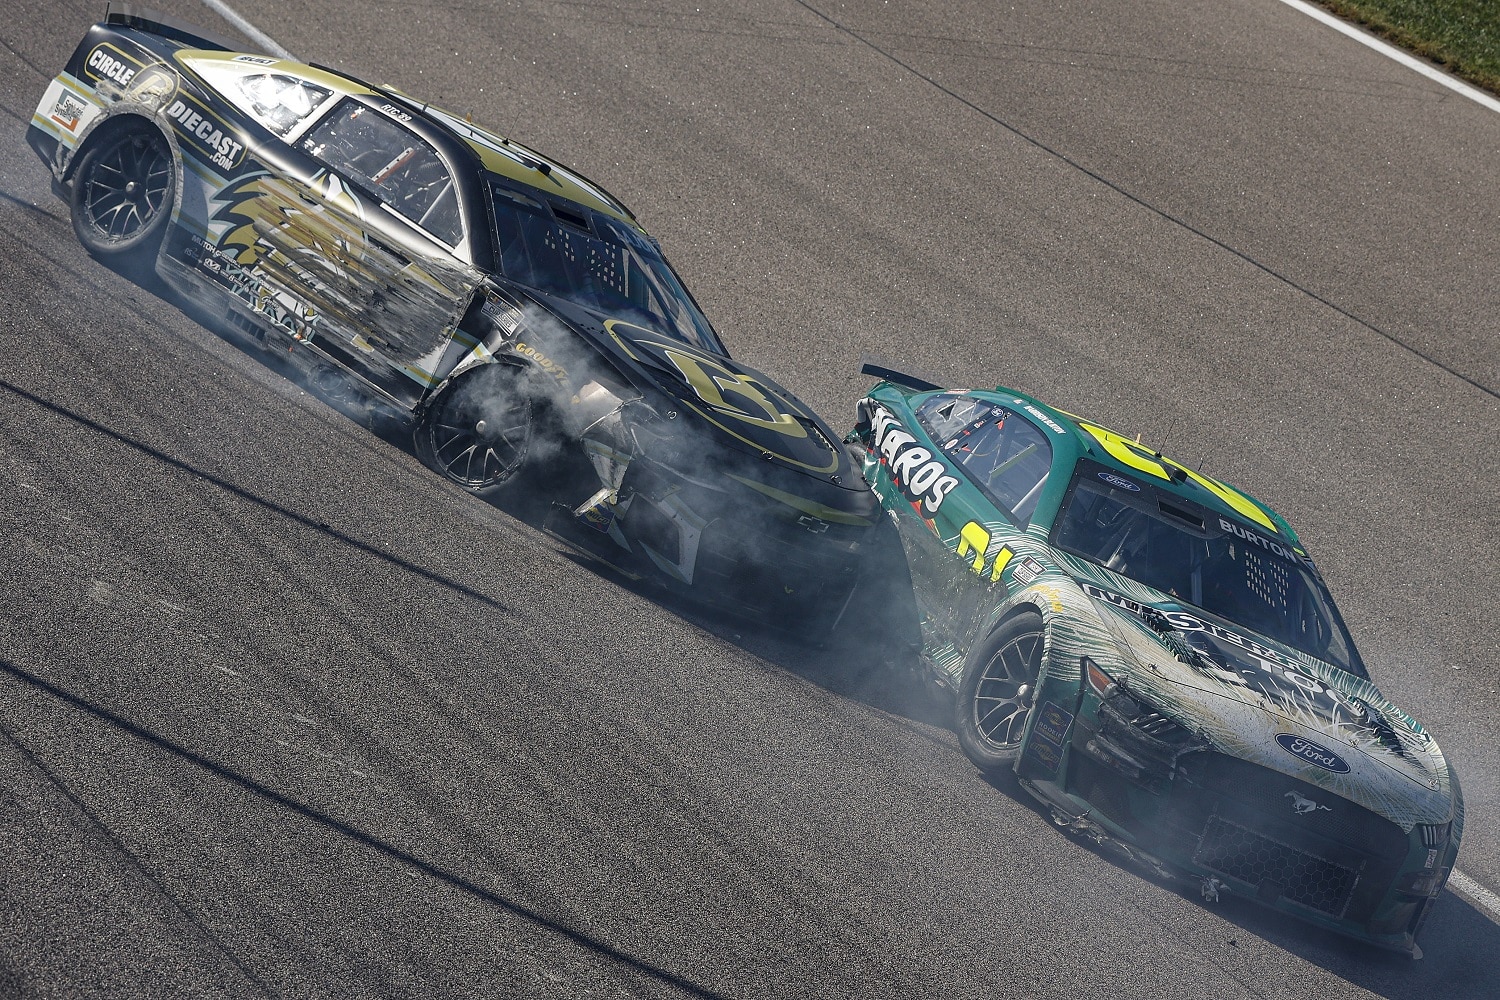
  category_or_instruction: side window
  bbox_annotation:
[489,182,715,347]
[301,100,462,246]
[918,395,1053,525]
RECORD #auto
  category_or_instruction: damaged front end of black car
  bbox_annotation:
[425,282,881,631]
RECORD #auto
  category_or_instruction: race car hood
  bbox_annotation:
[1075,576,1456,831]
[521,289,868,497]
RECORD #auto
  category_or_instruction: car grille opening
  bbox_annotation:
[1067,751,1410,925]
[1195,815,1362,918]
[1096,691,1206,780]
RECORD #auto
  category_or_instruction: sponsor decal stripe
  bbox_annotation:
[869,403,960,516]
[163,93,247,171]
[29,112,69,140]
[84,43,144,86]
[30,75,98,141]
[400,364,439,386]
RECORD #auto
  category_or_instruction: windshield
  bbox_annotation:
[488,180,724,353]
[1052,462,1364,675]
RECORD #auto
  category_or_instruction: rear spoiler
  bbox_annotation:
[105,2,239,52]
[860,355,944,392]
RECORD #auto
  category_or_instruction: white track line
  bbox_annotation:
[196,0,296,60]
[1450,869,1500,923]
[1272,0,1500,115]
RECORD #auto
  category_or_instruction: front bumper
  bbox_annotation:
[1020,684,1456,957]
[609,455,876,631]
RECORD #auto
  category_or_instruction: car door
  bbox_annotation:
[199,94,483,409]
[292,98,489,406]
[867,396,969,650]
[904,394,1056,652]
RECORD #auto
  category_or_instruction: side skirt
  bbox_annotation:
[155,251,417,418]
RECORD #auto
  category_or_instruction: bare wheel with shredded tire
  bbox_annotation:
[414,363,535,497]
[955,612,1044,770]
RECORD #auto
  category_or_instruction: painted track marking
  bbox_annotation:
[1450,868,1500,923]
[1273,0,1500,115]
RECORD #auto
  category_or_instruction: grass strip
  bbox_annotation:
[1314,1,1500,94]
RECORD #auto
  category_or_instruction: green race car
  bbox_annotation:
[847,363,1462,957]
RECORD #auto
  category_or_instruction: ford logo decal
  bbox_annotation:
[1097,472,1140,491]
[1275,734,1350,773]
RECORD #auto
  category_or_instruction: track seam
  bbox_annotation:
[791,0,1497,404]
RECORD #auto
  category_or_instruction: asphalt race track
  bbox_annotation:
[1,1,1496,997]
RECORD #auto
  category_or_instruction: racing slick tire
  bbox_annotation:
[69,120,175,266]
[955,611,1044,771]
[415,361,535,498]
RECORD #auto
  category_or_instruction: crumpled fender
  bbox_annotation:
[438,286,644,500]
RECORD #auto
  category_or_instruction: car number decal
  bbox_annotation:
[604,320,840,474]
[956,521,1013,582]
[1076,420,1280,534]
[659,346,803,436]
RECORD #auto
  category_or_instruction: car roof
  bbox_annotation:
[385,95,639,225]
[176,50,638,225]
[961,385,1303,545]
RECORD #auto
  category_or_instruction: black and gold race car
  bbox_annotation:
[29,9,878,626]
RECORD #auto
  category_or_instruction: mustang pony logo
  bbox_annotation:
[1285,791,1332,815]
